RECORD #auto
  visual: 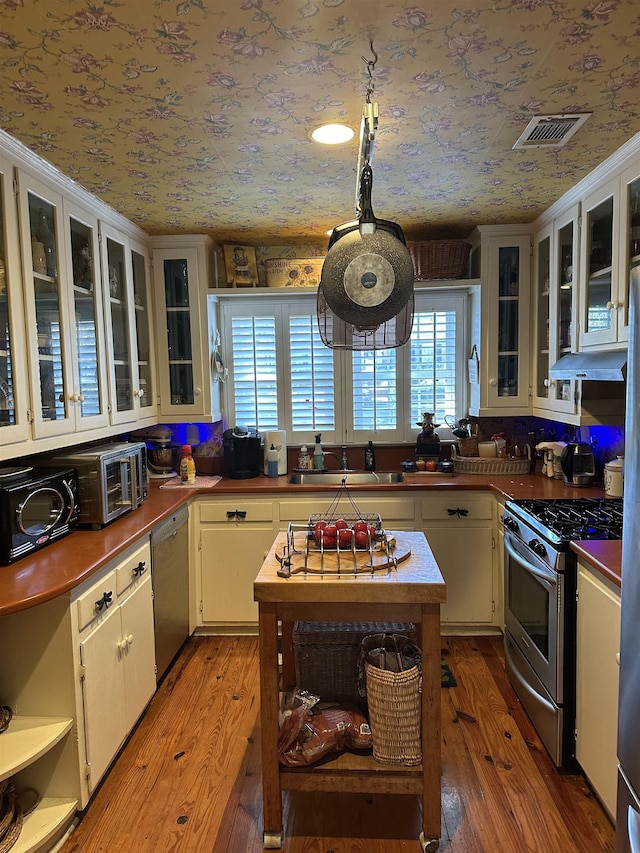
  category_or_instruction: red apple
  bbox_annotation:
[335,518,349,530]
[353,520,368,533]
[354,530,369,548]
[425,460,438,472]
[338,528,353,546]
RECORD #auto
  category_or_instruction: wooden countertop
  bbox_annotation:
[0,472,621,616]
[570,541,622,588]
[0,485,191,617]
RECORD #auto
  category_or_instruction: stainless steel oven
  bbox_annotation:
[502,497,622,768]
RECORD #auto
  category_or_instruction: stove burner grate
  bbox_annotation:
[508,497,623,543]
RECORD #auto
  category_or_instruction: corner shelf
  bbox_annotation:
[0,716,73,781]
[12,797,78,853]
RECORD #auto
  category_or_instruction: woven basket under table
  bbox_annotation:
[364,662,422,766]
[292,621,416,708]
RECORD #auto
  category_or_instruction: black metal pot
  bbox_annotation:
[320,165,414,330]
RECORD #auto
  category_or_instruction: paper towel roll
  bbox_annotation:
[263,430,287,475]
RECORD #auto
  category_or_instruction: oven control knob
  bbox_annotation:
[503,515,518,533]
[529,538,547,558]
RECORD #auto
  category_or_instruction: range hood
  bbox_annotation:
[549,350,627,381]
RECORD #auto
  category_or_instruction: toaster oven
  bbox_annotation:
[42,441,147,529]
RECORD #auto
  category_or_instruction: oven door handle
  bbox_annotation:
[504,534,558,587]
[505,638,557,715]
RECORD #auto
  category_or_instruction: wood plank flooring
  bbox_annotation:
[59,635,615,853]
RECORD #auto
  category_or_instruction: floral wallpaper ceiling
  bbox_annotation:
[0,0,639,245]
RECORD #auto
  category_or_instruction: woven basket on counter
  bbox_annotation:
[409,240,471,280]
[292,621,416,708]
[451,443,531,475]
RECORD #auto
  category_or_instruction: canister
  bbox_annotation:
[604,456,624,497]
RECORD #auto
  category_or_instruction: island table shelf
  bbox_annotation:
[253,530,446,851]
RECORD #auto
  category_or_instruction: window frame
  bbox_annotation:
[218,286,470,445]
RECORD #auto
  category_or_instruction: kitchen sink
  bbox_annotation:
[287,471,404,485]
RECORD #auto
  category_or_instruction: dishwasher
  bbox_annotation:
[151,504,190,682]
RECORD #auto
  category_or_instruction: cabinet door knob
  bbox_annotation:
[489,378,497,387]
[194,387,202,396]
[126,634,134,646]
[118,639,128,652]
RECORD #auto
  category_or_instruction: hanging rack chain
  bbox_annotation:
[362,42,378,104]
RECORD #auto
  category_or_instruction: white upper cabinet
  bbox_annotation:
[100,222,156,426]
[579,180,621,349]
[17,170,79,439]
[468,226,531,417]
[0,154,30,447]
[151,235,221,422]
[620,160,640,344]
[532,206,579,418]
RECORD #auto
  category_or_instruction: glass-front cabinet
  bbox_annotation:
[151,235,221,422]
[468,227,531,416]
[18,172,76,438]
[620,162,640,345]
[532,206,578,418]
[100,223,156,426]
[579,181,623,348]
[0,155,29,446]
[64,200,110,430]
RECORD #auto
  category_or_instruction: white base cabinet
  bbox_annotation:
[75,543,156,796]
[0,537,155,853]
[575,561,621,820]
[420,495,497,629]
[197,498,277,628]
[196,491,500,633]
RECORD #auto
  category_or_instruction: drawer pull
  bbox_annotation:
[226,509,247,520]
[447,507,469,518]
[132,560,147,577]
[95,591,113,612]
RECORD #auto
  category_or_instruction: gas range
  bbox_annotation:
[504,497,623,550]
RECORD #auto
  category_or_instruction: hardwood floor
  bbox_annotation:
[59,635,615,853]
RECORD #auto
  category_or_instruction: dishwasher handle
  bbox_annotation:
[151,504,189,548]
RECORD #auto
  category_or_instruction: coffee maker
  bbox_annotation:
[560,442,596,487]
[223,426,262,479]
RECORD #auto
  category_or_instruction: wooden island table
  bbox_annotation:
[253,530,446,852]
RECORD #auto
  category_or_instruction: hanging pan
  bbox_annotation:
[320,164,415,331]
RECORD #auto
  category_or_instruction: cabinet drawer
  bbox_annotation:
[421,496,494,521]
[115,540,151,597]
[199,499,275,523]
[76,569,117,632]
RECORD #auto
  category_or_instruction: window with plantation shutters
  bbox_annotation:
[289,314,335,432]
[409,307,458,425]
[219,289,468,444]
[229,314,278,430]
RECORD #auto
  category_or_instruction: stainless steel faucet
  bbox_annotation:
[322,447,350,471]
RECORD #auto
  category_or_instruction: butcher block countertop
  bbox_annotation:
[0,472,621,616]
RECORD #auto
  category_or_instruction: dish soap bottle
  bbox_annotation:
[179,444,196,484]
[267,444,279,478]
[364,440,376,471]
[297,444,310,470]
[313,433,325,471]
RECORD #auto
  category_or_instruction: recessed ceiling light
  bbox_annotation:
[311,123,355,145]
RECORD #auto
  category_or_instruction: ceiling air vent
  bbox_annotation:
[512,113,591,149]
